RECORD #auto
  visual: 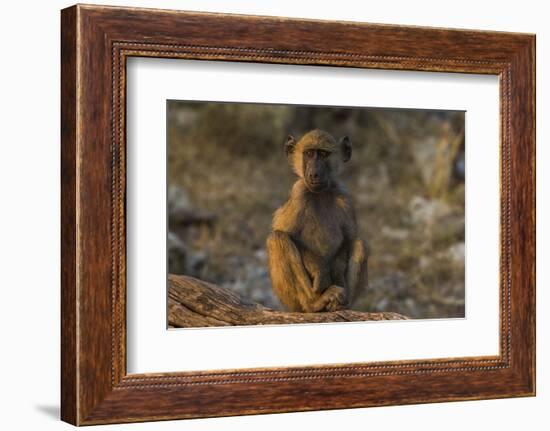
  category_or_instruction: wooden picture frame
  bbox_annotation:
[61,4,535,425]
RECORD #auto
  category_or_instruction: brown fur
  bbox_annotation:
[266,129,368,312]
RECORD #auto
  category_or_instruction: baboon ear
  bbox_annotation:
[285,135,297,156]
[340,136,352,162]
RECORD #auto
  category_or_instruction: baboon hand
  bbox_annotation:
[323,285,346,311]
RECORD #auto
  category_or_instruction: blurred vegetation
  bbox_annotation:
[167,101,465,319]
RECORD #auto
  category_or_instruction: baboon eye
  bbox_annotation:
[319,150,330,158]
[304,150,315,158]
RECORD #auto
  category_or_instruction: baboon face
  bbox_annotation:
[285,129,352,193]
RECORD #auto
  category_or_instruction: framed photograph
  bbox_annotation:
[61,4,535,425]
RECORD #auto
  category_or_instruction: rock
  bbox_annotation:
[381,225,410,241]
[419,255,432,269]
[408,195,452,225]
[222,259,280,309]
[446,242,465,264]
[168,185,192,214]
[168,185,216,227]
[254,248,268,263]
[167,231,188,275]
[370,272,410,297]
[167,230,207,277]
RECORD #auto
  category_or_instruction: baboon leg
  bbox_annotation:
[346,239,368,305]
[267,231,317,312]
[267,231,345,312]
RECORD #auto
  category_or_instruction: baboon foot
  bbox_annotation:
[318,285,346,312]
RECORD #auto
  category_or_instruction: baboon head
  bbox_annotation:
[285,129,352,193]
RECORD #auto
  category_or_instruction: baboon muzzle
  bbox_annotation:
[305,159,329,192]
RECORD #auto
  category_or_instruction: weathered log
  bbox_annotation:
[168,274,408,328]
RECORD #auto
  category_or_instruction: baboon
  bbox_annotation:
[266,129,368,312]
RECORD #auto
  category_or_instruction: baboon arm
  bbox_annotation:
[346,238,368,304]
